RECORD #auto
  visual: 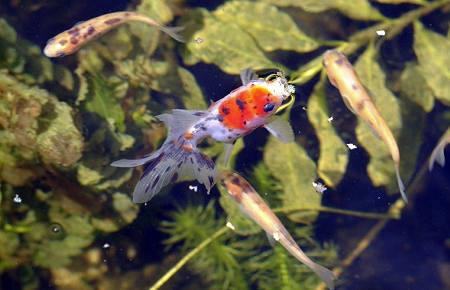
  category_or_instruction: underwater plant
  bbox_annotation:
[1,0,449,289]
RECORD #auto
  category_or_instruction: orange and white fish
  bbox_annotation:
[429,127,450,171]
[44,11,183,57]
[323,49,407,202]
[112,69,295,203]
[221,171,335,290]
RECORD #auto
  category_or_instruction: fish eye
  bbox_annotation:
[263,103,275,112]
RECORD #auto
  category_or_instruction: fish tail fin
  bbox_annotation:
[159,25,185,42]
[111,109,215,203]
[311,263,336,290]
[394,165,407,203]
[429,143,446,171]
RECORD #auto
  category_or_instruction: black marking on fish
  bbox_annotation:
[236,99,245,111]
[335,58,344,66]
[222,107,230,115]
[87,26,96,35]
[104,18,122,25]
[217,115,224,122]
[142,153,165,178]
[68,27,80,35]
[151,175,160,189]
[70,37,78,45]
[59,39,68,45]
[208,176,214,185]
[351,83,359,90]
[193,111,205,116]
[171,172,178,183]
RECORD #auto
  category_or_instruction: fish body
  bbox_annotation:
[221,171,335,290]
[323,49,407,202]
[429,127,450,170]
[112,71,295,203]
[44,11,183,57]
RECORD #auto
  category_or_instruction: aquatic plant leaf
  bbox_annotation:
[214,1,318,53]
[264,137,321,222]
[178,67,208,110]
[413,21,450,106]
[76,164,103,186]
[130,0,174,54]
[112,192,139,224]
[263,0,385,21]
[36,102,83,167]
[399,62,434,112]
[374,0,426,4]
[0,231,20,271]
[84,73,126,132]
[181,9,275,74]
[354,44,402,191]
[307,79,349,187]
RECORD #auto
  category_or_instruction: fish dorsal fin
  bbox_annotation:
[240,68,258,85]
[222,142,235,167]
[156,109,206,140]
[264,117,294,143]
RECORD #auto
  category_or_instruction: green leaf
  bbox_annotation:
[264,137,321,222]
[373,0,426,4]
[413,21,450,106]
[354,44,402,191]
[262,0,385,21]
[181,9,275,74]
[112,192,139,224]
[307,79,348,187]
[399,62,434,112]
[214,1,318,53]
[84,73,126,132]
[178,67,208,110]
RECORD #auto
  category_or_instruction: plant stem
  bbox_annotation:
[148,226,229,290]
[275,205,399,220]
[289,0,450,85]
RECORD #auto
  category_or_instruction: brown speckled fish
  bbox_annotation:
[221,171,335,290]
[44,11,183,57]
[323,49,407,202]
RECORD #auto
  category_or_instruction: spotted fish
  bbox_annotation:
[44,11,183,57]
[221,171,335,290]
[323,49,407,202]
[111,69,295,203]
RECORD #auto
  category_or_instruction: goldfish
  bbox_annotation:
[44,11,183,57]
[111,69,295,203]
[221,171,335,290]
[429,127,450,171]
[323,49,407,202]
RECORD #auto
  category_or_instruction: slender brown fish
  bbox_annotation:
[44,11,184,57]
[429,127,450,171]
[323,49,407,202]
[221,171,335,290]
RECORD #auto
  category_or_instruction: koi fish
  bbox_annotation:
[44,11,183,57]
[429,127,450,171]
[323,49,407,202]
[111,69,295,203]
[221,171,335,290]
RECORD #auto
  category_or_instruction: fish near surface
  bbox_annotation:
[429,127,450,171]
[220,171,335,290]
[44,11,184,57]
[111,69,295,203]
[323,49,407,202]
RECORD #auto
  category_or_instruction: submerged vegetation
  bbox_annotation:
[0,0,449,289]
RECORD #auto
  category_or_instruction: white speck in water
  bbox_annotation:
[188,185,198,192]
[346,143,358,150]
[226,221,235,231]
[13,194,22,203]
[273,232,280,241]
[376,30,386,36]
[103,243,111,249]
[327,116,334,123]
[103,259,107,263]
[302,106,307,111]
[312,181,327,194]
[194,37,204,44]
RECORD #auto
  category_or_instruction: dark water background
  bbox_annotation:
[0,1,449,289]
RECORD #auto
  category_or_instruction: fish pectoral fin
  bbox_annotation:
[266,232,277,247]
[240,68,258,85]
[341,95,356,114]
[222,143,235,167]
[264,117,294,143]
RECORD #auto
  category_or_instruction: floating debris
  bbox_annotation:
[226,221,235,231]
[327,116,334,123]
[188,185,198,192]
[312,181,327,194]
[376,29,386,36]
[13,194,22,203]
[102,243,111,249]
[194,37,204,44]
[272,231,280,241]
[346,143,358,150]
